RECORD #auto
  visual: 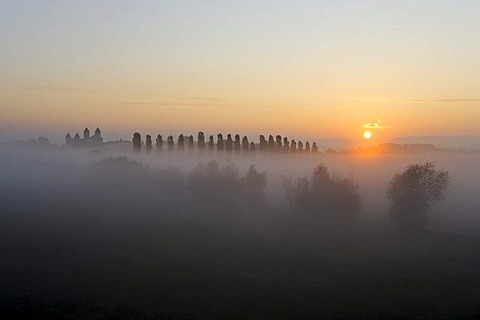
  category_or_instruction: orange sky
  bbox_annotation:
[1,1,480,144]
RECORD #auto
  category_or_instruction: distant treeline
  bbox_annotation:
[132,132,319,153]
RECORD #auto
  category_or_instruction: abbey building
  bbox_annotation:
[65,127,103,147]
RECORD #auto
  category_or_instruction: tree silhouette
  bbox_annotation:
[275,135,282,151]
[156,134,163,151]
[132,132,141,152]
[145,134,153,152]
[283,137,290,152]
[188,160,240,205]
[217,134,224,151]
[291,139,297,152]
[242,136,249,152]
[297,141,303,152]
[197,131,205,150]
[312,142,318,153]
[225,134,233,151]
[241,165,267,208]
[234,134,241,152]
[268,135,275,151]
[259,135,267,151]
[305,141,310,153]
[177,134,185,149]
[208,135,214,151]
[284,163,361,218]
[187,135,194,149]
[249,141,256,151]
[386,162,450,230]
[167,135,174,150]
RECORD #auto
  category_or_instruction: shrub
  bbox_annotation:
[187,160,240,201]
[386,162,450,211]
[241,165,267,208]
[94,156,145,171]
[386,162,450,229]
[285,163,361,217]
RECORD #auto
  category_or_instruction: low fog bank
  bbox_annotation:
[1,146,480,318]
[1,146,479,236]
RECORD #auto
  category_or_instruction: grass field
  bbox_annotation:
[1,207,479,319]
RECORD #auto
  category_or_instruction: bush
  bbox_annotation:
[284,163,361,217]
[95,156,145,171]
[386,162,449,211]
[386,162,450,229]
[241,165,267,208]
[187,160,240,201]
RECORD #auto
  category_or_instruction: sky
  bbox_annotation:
[1,0,480,145]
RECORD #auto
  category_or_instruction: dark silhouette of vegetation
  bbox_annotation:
[283,137,290,152]
[187,135,194,149]
[291,140,297,152]
[242,136,249,151]
[129,131,320,154]
[217,134,224,151]
[187,160,240,205]
[208,135,214,150]
[96,156,145,171]
[187,160,268,210]
[197,132,205,150]
[268,135,275,151]
[297,141,303,152]
[259,135,267,151]
[234,134,241,152]
[386,162,450,230]
[241,165,267,208]
[155,134,163,151]
[132,132,141,152]
[145,134,152,152]
[177,134,185,149]
[275,135,282,151]
[312,142,318,153]
[284,163,361,218]
[225,134,233,151]
[167,135,174,150]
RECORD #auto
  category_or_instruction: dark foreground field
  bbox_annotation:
[1,208,479,319]
[1,153,479,319]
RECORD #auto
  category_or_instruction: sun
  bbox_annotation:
[363,131,372,139]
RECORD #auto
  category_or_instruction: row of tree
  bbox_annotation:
[285,161,450,229]
[97,156,450,230]
[132,132,319,153]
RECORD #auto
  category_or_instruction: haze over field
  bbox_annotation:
[1,1,480,319]
[1,145,480,318]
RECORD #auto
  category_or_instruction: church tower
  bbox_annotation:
[93,127,103,144]
[83,127,90,140]
[65,133,72,146]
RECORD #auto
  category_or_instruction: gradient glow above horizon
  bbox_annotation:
[1,0,480,144]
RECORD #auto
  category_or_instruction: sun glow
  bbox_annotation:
[363,131,372,139]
